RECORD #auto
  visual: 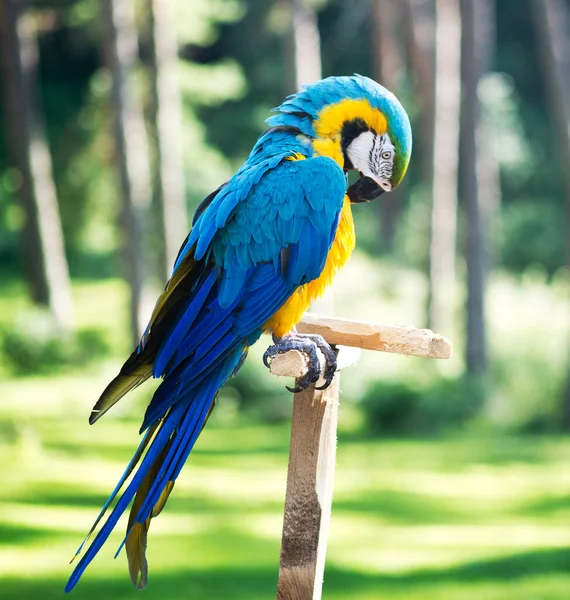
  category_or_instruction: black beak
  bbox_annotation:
[347,175,385,203]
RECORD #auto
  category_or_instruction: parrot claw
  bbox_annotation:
[263,333,338,392]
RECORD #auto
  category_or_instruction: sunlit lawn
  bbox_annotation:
[1,265,570,599]
[1,398,570,600]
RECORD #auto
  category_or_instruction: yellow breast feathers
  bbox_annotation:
[264,196,355,337]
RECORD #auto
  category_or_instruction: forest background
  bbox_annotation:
[1,1,570,599]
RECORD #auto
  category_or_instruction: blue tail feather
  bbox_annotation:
[70,423,159,560]
[65,401,185,592]
[65,359,230,593]
[134,378,219,523]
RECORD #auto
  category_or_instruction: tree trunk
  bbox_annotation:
[474,0,500,272]
[403,0,436,195]
[146,0,187,282]
[403,0,436,330]
[283,0,322,95]
[372,0,404,254]
[532,0,570,266]
[102,0,152,346]
[0,2,73,330]
[290,0,321,91]
[427,0,461,335]
[531,0,570,428]
[460,0,494,375]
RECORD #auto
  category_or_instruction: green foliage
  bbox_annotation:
[500,201,565,274]
[360,377,478,434]
[0,308,108,375]
[483,268,570,432]
[490,351,565,433]
[0,0,565,279]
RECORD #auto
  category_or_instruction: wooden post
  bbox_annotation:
[276,373,338,600]
[266,315,452,600]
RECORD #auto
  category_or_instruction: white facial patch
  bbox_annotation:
[346,131,395,191]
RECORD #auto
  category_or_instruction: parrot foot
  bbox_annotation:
[263,333,338,393]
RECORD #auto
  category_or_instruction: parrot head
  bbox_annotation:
[267,74,412,202]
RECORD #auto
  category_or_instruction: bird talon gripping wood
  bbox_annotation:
[66,75,412,592]
[264,332,335,392]
[303,334,338,390]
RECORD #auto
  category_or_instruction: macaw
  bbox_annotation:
[66,74,412,591]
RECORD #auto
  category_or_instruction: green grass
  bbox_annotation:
[1,264,570,598]
[1,405,570,599]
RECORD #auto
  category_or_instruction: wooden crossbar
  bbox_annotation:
[296,312,452,359]
[266,314,452,600]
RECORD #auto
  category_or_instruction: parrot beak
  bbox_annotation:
[347,174,386,203]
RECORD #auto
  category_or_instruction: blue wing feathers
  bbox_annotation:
[235,270,292,334]
[193,218,217,261]
[194,323,235,363]
[153,269,218,378]
[68,125,348,591]
[236,242,250,271]
[218,263,248,308]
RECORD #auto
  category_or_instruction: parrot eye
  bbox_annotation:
[382,151,391,160]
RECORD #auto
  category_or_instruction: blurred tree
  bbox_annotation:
[372,0,403,91]
[319,0,371,71]
[403,0,435,191]
[532,0,570,267]
[372,0,404,253]
[102,0,152,345]
[460,0,495,376]
[285,0,322,92]
[145,0,187,282]
[427,0,461,334]
[0,1,73,331]
[531,0,570,428]
[402,0,436,278]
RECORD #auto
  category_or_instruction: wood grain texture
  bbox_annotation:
[269,350,310,378]
[296,313,452,359]
[276,375,339,600]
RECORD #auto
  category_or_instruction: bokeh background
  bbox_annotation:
[1,0,570,598]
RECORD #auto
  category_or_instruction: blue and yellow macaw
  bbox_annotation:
[66,74,412,591]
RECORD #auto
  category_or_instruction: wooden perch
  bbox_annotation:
[276,373,339,600]
[269,346,361,379]
[269,314,452,600]
[296,313,452,359]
